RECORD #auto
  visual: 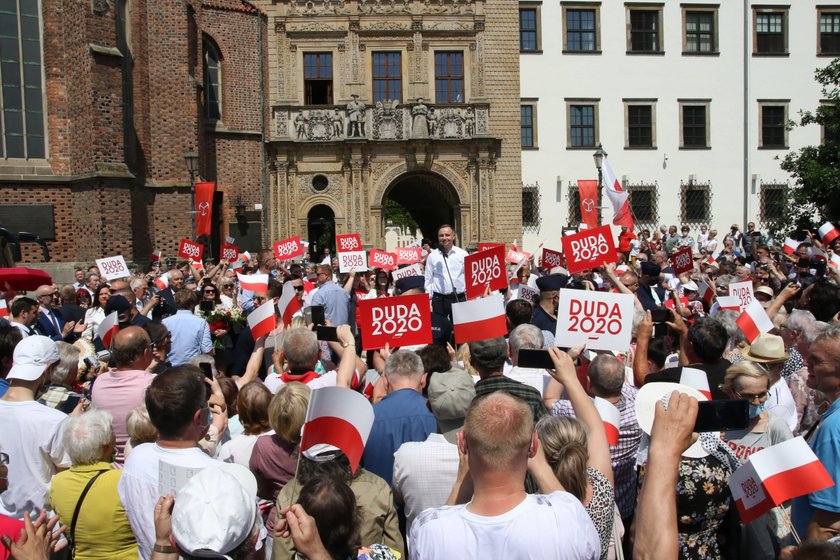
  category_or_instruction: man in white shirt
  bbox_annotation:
[118,366,221,559]
[409,391,600,559]
[424,224,467,321]
[504,323,551,396]
[9,297,39,338]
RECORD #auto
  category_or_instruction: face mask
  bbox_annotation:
[748,402,766,419]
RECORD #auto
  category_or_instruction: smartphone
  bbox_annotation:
[60,395,82,414]
[199,300,215,313]
[517,349,555,369]
[694,399,749,433]
[310,305,326,326]
[198,362,214,380]
[316,325,340,342]
[651,309,671,323]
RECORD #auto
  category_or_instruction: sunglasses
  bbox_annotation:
[294,286,304,292]
[204,290,217,294]
[253,296,268,303]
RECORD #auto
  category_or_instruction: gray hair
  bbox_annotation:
[52,341,80,385]
[787,309,816,334]
[283,328,320,370]
[126,404,157,444]
[383,350,424,382]
[715,310,746,347]
[804,321,831,344]
[815,325,840,346]
[129,277,147,291]
[588,354,625,396]
[509,324,544,359]
[64,409,114,465]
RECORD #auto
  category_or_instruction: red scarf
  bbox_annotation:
[279,370,320,384]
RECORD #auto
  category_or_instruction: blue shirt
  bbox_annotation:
[793,398,840,535]
[311,282,350,326]
[162,310,213,366]
[363,388,437,485]
[0,378,8,397]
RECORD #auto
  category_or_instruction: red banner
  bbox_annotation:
[273,236,304,260]
[195,181,215,237]
[357,293,432,350]
[542,248,564,270]
[560,224,617,274]
[369,249,397,271]
[478,243,505,252]
[464,245,507,299]
[178,238,204,261]
[396,247,422,265]
[336,234,362,253]
[221,243,239,262]
[577,179,599,229]
[672,247,694,275]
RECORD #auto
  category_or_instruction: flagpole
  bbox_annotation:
[777,505,802,545]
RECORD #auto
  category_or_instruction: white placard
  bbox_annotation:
[158,460,202,497]
[729,461,766,510]
[555,289,634,352]
[391,262,423,282]
[338,250,369,273]
[517,285,539,304]
[96,255,130,281]
[728,280,754,313]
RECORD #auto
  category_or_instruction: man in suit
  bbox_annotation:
[34,285,83,342]
[636,262,667,312]
[152,269,184,320]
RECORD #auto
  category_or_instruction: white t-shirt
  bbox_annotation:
[503,363,552,396]
[218,430,273,468]
[118,443,218,559]
[0,400,70,518]
[766,377,798,432]
[409,491,600,560]
[263,370,337,394]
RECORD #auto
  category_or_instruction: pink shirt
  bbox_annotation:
[90,369,155,465]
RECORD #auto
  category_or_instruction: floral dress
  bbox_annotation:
[675,455,733,560]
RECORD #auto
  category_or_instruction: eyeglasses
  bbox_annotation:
[294,286,304,292]
[253,296,268,303]
[734,391,769,403]
[222,285,233,290]
[203,290,217,295]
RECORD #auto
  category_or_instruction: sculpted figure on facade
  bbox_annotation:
[332,109,343,138]
[346,94,367,137]
[411,97,430,138]
[294,110,308,139]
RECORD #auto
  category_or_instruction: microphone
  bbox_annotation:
[439,246,448,258]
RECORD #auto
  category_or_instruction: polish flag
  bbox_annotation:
[615,265,629,274]
[154,273,169,291]
[601,155,634,230]
[819,222,840,244]
[593,397,621,446]
[231,260,244,273]
[698,281,716,307]
[729,437,834,524]
[240,251,252,264]
[238,273,268,293]
[300,386,375,473]
[830,253,840,270]
[277,281,301,327]
[247,300,276,340]
[716,295,742,312]
[811,247,828,262]
[97,311,119,348]
[0,299,8,318]
[191,260,204,272]
[705,256,716,265]
[452,293,507,344]
[782,238,800,255]
[736,299,775,343]
[680,367,711,400]
[149,250,162,263]
[303,279,315,293]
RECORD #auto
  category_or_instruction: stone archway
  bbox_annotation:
[307,204,335,261]
[383,171,461,242]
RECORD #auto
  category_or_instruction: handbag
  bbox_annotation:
[67,470,108,558]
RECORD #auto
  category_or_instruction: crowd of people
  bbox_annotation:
[1,220,840,560]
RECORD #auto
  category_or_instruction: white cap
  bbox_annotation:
[682,280,699,292]
[7,335,59,382]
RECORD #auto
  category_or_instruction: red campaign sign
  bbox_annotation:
[559,224,618,274]
[221,242,239,262]
[178,238,204,261]
[273,236,304,260]
[357,293,432,350]
[665,296,690,310]
[542,248,564,269]
[369,249,397,271]
[396,247,422,265]
[336,233,362,252]
[478,243,505,252]
[672,247,694,275]
[464,245,507,299]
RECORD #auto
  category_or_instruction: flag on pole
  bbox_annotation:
[277,281,301,327]
[782,238,800,255]
[819,222,840,244]
[149,250,162,263]
[680,368,712,400]
[452,293,507,344]
[300,386,375,473]
[247,300,276,340]
[601,156,634,230]
[698,281,716,307]
[716,295,742,313]
[237,273,268,293]
[240,251,252,264]
[97,311,119,348]
[593,397,621,446]
[736,299,775,343]
[154,273,169,291]
[578,179,600,229]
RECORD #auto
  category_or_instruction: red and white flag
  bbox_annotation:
[240,251,252,264]
[736,299,775,343]
[247,300,276,340]
[231,261,244,273]
[716,295,742,313]
[300,386,375,473]
[0,299,8,318]
[698,281,716,307]
[237,273,268,293]
[730,437,834,524]
[149,250,161,263]
[97,311,119,348]
[452,293,507,344]
[303,279,315,293]
[680,367,711,400]
[154,273,169,291]
[277,281,301,327]
[593,397,621,446]
[819,222,840,245]
[830,253,840,270]
[782,238,800,255]
[601,156,634,230]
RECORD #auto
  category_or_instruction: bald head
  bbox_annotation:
[35,284,60,309]
[112,326,152,369]
[588,354,626,397]
[109,279,131,297]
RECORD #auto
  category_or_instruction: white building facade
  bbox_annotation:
[519,0,838,251]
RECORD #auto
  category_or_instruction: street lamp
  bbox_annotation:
[184,150,199,236]
[592,143,606,187]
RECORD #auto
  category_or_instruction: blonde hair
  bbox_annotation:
[456,343,479,377]
[269,382,311,444]
[535,416,589,502]
[126,404,158,444]
[723,361,770,395]
[464,393,533,470]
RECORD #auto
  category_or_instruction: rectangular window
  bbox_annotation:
[520,8,538,52]
[304,53,333,105]
[760,183,787,223]
[522,184,541,231]
[685,10,715,53]
[628,8,661,53]
[820,12,840,55]
[627,183,658,227]
[372,52,401,103]
[0,0,45,159]
[627,104,653,148]
[755,11,786,54]
[521,104,535,148]
[565,8,597,52]
[760,103,787,149]
[568,104,596,148]
[434,51,464,103]
[681,181,711,223]
[567,185,582,225]
[681,103,708,149]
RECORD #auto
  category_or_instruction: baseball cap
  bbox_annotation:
[104,295,132,314]
[7,335,59,382]
[535,274,568,292]
[395,275,424,294]
[428,368,476,444]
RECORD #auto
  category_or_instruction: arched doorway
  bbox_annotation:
[307,204,335,261]
[383,172,460,242]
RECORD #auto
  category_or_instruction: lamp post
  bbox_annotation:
[592,144,606,225]
[184,150,199,237]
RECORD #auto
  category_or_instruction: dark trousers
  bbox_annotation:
[432,292,465,322]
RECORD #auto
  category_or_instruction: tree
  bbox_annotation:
[781,58,840,228]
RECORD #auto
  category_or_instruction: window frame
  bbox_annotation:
[566,99,599,149]
[371,51,402,103]
[758,101,789,150]
[203,38,222,121]
[626,4,664,55]
[567,184,582,225]
[562,3,600,54]
[521,99,538,149]
[680,179,712,224]
[303,52,334,105]
[434,51,465,104]
[626,182,659,229]
[522,183,541,231]
[752,6,789,56]
[818,8,840,56]
[759,182,787,225]
[519,3,542,53]
[624,100,656,149]
[681,5,719,55]
[679,100,711,150]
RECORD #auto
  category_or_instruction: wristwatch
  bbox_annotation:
[153,543,177,554]
[341,341,355,348]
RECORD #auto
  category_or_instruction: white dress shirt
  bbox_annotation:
[424,245,467,295]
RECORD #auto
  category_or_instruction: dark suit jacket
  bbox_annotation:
[152,288,177,320]
[59,303,86,324]
[35,307,66,341]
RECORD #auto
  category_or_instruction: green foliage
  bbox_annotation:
[383,198,418,234]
